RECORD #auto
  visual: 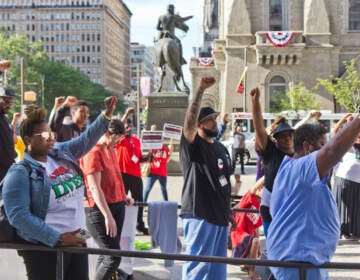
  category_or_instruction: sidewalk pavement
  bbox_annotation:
[0,164,359,279]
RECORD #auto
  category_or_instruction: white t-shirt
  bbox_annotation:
[335,147,360,183]
[39,156,86,233]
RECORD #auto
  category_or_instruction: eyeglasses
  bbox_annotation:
[33,131,56,141]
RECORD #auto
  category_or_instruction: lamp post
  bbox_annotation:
[117,63,145,136]
[40,74,45,106]
[20,58,24,114]
[136,63,141,137]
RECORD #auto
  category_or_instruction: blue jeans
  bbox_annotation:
[181,215,228,280]
[143,173,168,202]
[85,201,125,280]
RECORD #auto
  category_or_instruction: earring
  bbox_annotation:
[27,144,31,152]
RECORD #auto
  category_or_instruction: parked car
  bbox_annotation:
[221,133,257,165]
[244,134,257,164]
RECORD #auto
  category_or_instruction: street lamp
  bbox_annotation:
[40,74,45,106]
[122,63,144,136]
[136,63,141,137]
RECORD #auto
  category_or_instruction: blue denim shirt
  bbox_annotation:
[3,113,110,247]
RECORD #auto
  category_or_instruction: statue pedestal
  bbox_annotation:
[147,92,188,131]
[147,92,189,175]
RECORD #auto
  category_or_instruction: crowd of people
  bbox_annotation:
[0,69,359,280]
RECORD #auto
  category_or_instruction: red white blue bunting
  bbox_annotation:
[266,31,294,47]
[198,57,214,66]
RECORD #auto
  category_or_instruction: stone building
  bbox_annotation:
[0,0,131,96]
[130,42,154,91]
[202,0,219,57]
[191,0,360,113]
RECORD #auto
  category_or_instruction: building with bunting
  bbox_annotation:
[190,0,360,113]
[0,0,132,96]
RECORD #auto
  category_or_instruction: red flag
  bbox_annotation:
[236,66,247,94]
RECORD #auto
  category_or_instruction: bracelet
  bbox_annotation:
[102,112,111,121]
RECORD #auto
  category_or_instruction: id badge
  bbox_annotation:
[219,175,227,187]
[131,155,139,163]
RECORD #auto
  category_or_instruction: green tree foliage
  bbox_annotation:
[0,30,48,113]
[273,81,320,118]
[41,60,125,119]
[317,59,360,113]
[0,31,124,120]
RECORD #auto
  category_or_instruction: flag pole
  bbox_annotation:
[243,47,247,112]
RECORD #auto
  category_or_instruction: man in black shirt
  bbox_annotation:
[49,97,89,142]
[0,87,16,182]
[180,76,232,280]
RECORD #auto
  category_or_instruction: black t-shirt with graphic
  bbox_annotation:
[180,134,232,226]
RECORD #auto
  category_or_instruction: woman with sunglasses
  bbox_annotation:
[2,97,117,280]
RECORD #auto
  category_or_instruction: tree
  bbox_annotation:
[0,30,48,113]
[41,60,125,119]
[275,81,320,118]
[0,30,125,120]
[317,59,360,113]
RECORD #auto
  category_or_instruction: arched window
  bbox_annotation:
[269,0,283,30]
[349,0,360,31]
[269,75,286,112]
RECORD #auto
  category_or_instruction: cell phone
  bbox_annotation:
[75,228,91,240]
[80,229,91,240]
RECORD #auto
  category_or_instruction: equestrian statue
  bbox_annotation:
[154,4,193,93]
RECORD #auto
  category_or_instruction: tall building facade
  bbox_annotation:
[130,42,154,91]
[191,0,360,113]
[202,0,219,57]
[0,0,131,96]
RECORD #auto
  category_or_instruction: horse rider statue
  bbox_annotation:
[155,4,193,93]
[157,4,193,66]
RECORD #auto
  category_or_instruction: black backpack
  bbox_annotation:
[0,162,32,242]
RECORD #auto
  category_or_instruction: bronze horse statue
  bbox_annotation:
[154,31,190,93]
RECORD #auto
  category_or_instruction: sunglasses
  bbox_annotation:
[33,131,56,141]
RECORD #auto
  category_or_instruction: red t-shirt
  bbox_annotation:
[115,135,142,177]
[230,191,262,248]
[80,144,126,207]
[150,145,169,177]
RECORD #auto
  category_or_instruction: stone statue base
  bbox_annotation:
[147,92,189,175]
[147,92,188,131]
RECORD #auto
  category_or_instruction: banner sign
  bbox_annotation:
[140,76,151,97]
[266,31,294,47]
[197,57,214,66]
[232,112,252,120]
[163,123,183,140]
[141,131,163,150]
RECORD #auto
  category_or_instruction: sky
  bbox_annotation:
[125,0,204,83]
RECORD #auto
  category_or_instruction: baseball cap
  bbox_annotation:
[273,122,294,138]
[0,87,15,98]
[198,107,219,123]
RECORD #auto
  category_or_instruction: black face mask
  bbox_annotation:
[202,127,218,138]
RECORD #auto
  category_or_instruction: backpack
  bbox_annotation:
[0,162,32,242]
